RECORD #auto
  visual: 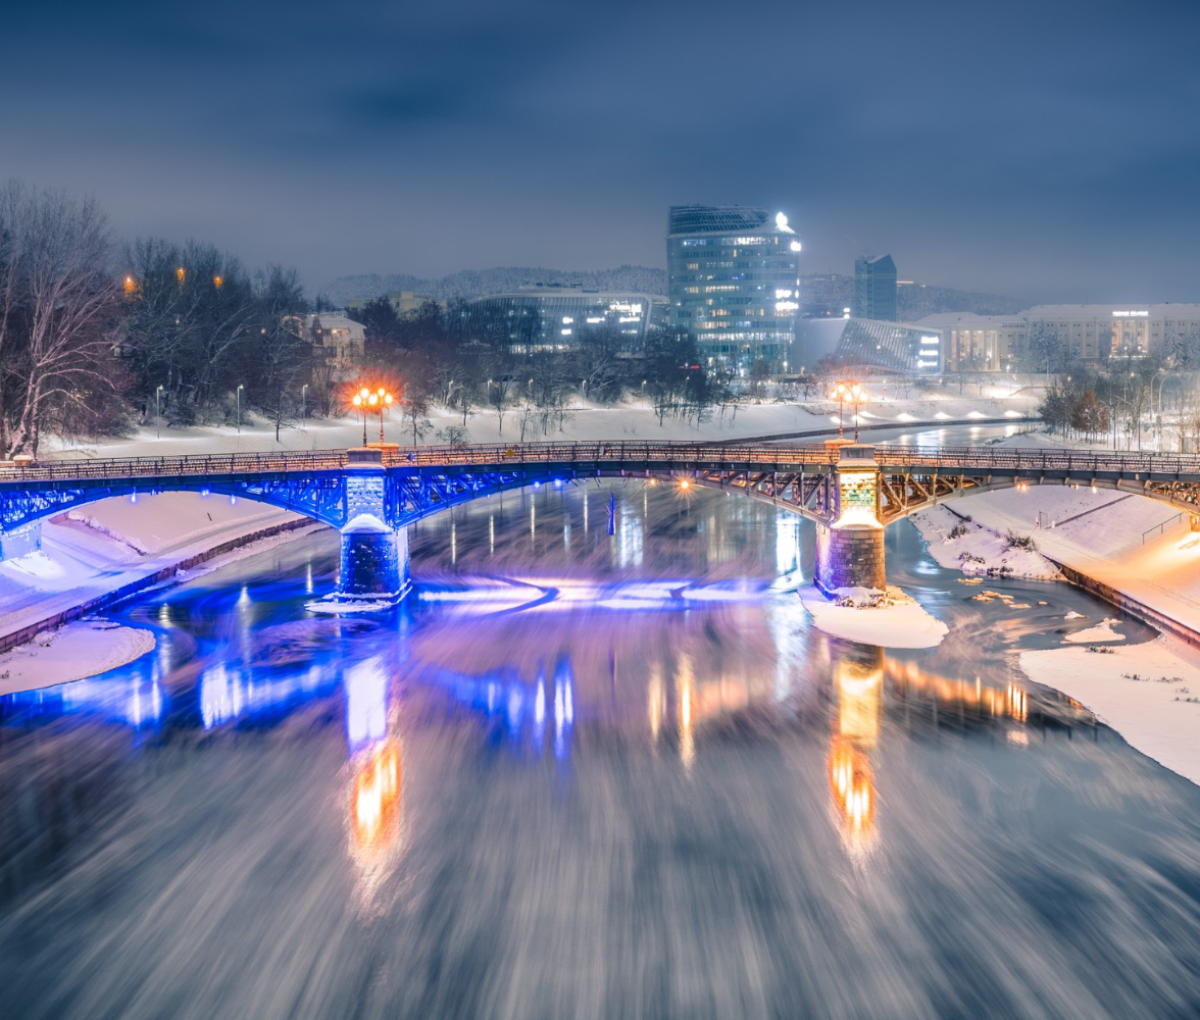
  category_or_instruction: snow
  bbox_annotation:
[1021,637,1200,786]
[798,585,949,648]
[38,392,1039,461]
[0,622,155,695]
[910,505,1060,579]
[1063,618,1126,644]
[0,492,314,683]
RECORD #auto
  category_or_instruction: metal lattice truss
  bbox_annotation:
[389,468,547,526]
[690,468,839,524]
[877,471,995,523]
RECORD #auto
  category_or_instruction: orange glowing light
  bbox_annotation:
[213,274,223,289]
[680,479,690,490]
[829,735,875,835]
[123,275,136,295]
[350,739,402,866]
[176,266,186,285]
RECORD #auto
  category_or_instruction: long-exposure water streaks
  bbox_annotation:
[0,479,1199,1017]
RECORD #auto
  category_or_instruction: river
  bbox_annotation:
[1,479,1199,1019]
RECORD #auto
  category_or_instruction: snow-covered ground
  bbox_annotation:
[40,393,1038,460]
[1021,637,1200,786]
[908,466,1200,787]
[0,492,311,693]
[798,585,949,648]
[0,622,156,694]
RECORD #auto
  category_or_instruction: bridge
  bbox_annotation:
[3,440,1199,603]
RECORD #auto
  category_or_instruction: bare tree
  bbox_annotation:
[0,183,126,456]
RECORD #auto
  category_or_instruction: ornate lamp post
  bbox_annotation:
[353,386,394,445]
[831,380,866,441]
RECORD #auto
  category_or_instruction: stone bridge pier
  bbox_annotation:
[333,449,410,605]
[814,444,887,596]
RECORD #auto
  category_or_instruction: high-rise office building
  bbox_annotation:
[667,205,801,372]
[853,254,897,321]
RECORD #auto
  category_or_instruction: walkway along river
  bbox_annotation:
[0,480,1198,1019]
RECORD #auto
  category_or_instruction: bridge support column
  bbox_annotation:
[815,523,886,595]
[815,443,887,596]
[338,522,410,602]
[315,448,410,609]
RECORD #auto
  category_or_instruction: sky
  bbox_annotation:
[2,0,1198,303]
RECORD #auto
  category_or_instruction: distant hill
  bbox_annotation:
[319,267,1025,318]
[801,274,1026,319]
[318,266,669,306]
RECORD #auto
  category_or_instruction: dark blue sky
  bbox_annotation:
[3,0,1198,302]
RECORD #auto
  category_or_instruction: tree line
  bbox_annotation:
[0,179,725,456]
[343,296,721,442]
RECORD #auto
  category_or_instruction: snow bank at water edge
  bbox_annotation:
[798,585,949,648]
[1064,619,1126,644]
[0,621,155,695]
[1020,638,1200,787]
[910,505,1060,580]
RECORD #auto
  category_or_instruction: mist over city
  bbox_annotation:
[2,2,1200,1019]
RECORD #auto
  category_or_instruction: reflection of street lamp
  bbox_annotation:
[236,384,243,434]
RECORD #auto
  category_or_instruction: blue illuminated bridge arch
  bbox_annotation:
[4,442,1200,537]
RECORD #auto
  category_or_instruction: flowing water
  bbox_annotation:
[1,481,1199,1019]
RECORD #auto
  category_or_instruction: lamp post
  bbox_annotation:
[301,383,308,422]
[236,384,243,434]
[832,380,865,441]
[155,384,163,440]
[352,387,369,446]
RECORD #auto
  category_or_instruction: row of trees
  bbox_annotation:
[0,181,312,455]
[348,296,721,441]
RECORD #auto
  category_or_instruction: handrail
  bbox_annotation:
[4,441,1200,484]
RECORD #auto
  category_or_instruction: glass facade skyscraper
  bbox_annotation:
[853,254,897,321]
[667,205,801,372]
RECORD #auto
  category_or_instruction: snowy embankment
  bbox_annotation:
[0,492,312,694]
[909,505,1060,579]
[908,462,1200,786]
[39,392,1039,461]
[1021,638,1200,786]
[798,585,948,648]
[0,622,156,695]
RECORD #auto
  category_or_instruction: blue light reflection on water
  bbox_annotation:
[5,482,1200,1019]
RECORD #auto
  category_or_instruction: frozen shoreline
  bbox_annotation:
[798,585,949,648]
[1021,637,1200,787]
[0,623,157,696]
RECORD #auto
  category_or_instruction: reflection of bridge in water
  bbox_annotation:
[4,441,1200,601]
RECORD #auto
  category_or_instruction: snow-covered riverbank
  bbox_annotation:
[1021,637,1200,786]
[0,492,315,693]
[907,469,1200,787]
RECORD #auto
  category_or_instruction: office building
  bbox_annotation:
[667,205,801,372]
[467,286,667,353]
[853,255,897,321]
[919,304,1200,371]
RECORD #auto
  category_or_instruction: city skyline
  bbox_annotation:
[3,0,1198,304]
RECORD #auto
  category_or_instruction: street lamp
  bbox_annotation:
[301,383,308,422]
[353,385,395,445]
[832,380,866,441]
[236,384,243,434]
[155,384,163,440]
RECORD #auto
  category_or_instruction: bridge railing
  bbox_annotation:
[14,441,1200,484]
[0,450,352,482]
[381,441,835,468]
[873,445,1200,477]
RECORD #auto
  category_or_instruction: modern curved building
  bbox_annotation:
[667,205,801,373]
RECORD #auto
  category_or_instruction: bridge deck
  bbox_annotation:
[4,443,1200,485]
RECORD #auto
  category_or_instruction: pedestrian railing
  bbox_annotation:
[5,441,1200,485]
